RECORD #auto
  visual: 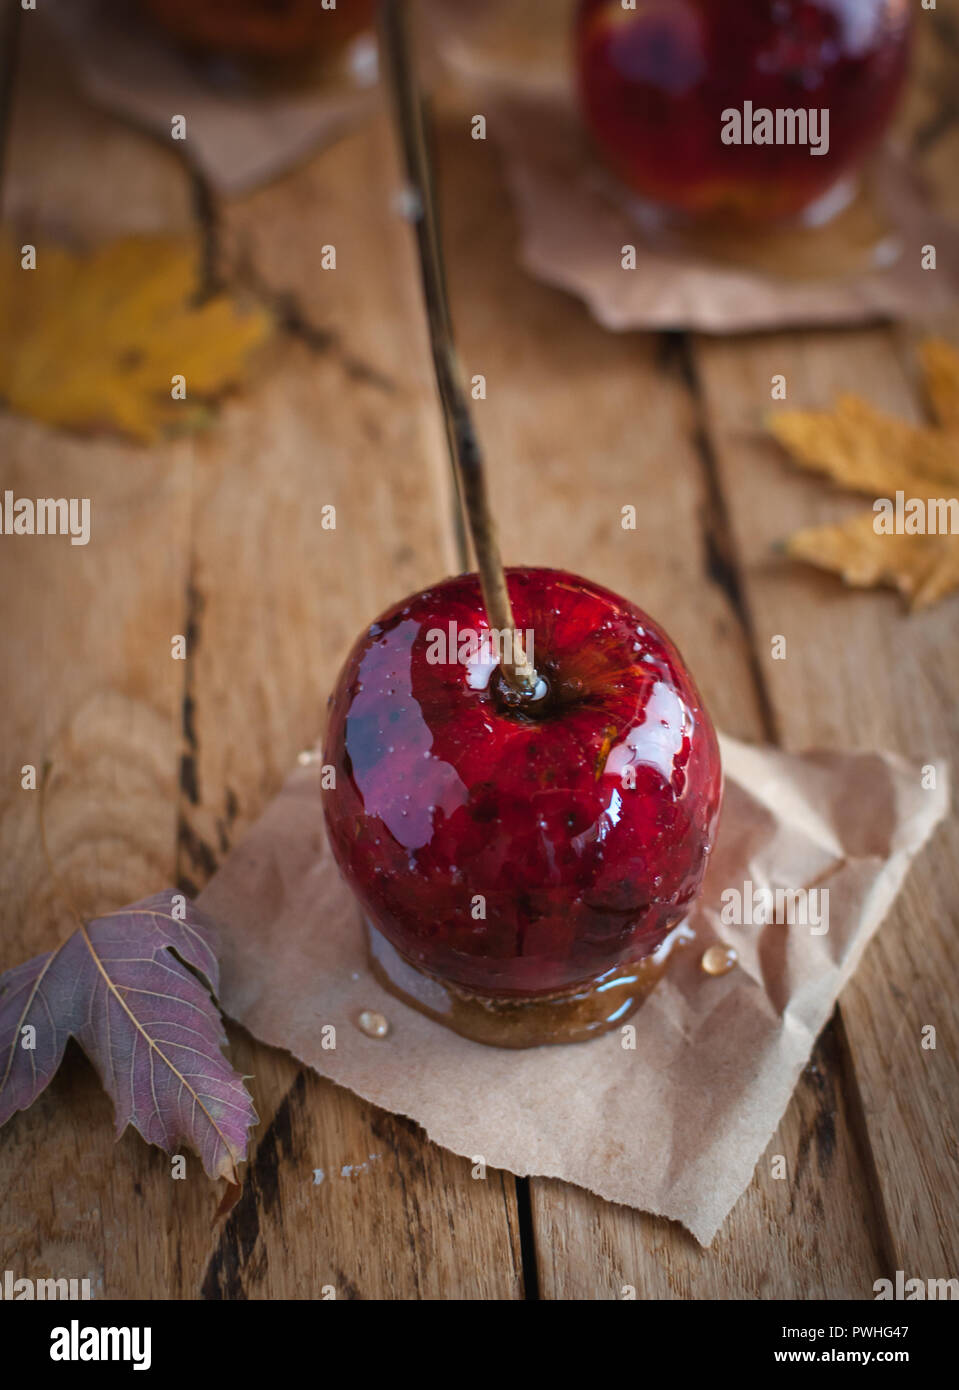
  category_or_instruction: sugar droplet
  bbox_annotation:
[701,944,738,977]
[357,1009,390,1039]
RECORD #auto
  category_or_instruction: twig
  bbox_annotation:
[378,0,539,697]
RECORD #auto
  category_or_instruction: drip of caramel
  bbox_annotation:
[618,170,901,282]
[366,919,694,1049]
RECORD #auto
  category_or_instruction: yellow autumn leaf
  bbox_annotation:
[786,511,959,610]
[0,234,273,441]
[769,338,959,610]
[769,392,959,495]
[919,336,959,434]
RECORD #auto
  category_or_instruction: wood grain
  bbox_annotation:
[692,327,959,1280]
[2,6,957,1302]
[0,23,204,1298]
[0,30,523,1300]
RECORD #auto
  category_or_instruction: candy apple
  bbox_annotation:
[575,0,912,224]
[322,567,722,1019]
[142,0,377,60]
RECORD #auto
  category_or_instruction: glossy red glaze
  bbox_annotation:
[575,0,912,223]
[322,569,722,998]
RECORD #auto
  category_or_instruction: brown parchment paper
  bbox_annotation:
[45,0,379,194]
[486,92,959,335]
[199,733,948,1245]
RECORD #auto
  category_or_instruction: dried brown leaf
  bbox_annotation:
[769,394,959,495]
[787,511,959,610]
[0,233,273,441]
[770,338,959,608]
[919,336,959,433]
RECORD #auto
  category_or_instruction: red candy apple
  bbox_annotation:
[575,0,912,224]
[142,0,376,60]
[322,567,722,1002]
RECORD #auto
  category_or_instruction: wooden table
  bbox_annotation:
[2,10,957,1300]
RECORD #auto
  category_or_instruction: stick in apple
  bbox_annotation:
[378,0,540,700]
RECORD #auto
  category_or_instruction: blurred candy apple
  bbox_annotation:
[142,0,376,60]
[575,0,912,224]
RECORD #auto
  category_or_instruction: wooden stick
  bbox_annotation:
[0,0,23,205]
[378,0,539,697]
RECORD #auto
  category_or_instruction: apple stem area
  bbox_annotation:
[378,0,541,702]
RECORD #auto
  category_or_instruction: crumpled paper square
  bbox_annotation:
[484,90,959,334]
[199,732,947,1245]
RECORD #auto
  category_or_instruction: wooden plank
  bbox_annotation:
[692,325,959,1281]
[434,104,890,1297]
[0,17,207,1304]
[0,34,524,1299]
[180,109,525,1298]
[203,1027,523,1300]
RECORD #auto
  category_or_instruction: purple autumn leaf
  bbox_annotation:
[0,891,256,1182]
